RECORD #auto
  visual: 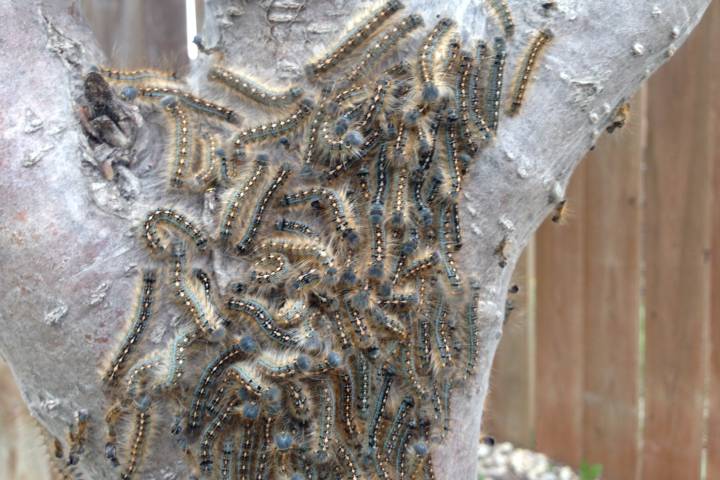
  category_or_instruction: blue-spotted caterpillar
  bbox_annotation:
[96,3,554,477]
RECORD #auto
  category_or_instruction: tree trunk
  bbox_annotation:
[0,0,712,478]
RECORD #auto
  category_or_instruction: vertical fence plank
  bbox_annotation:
[706,2,720,478]
[641,12,715,479]
[0,363,52,480]
[81,0,189,70]
[485,250,534,447]
[535,164,587,466]
[581,91,646,479]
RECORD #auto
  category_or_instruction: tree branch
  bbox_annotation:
[0,0,711,478]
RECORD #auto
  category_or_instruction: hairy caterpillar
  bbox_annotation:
[163,102,192,188]
[368,366,394,451]
[219,156,268,241]
[139,86,237,122]
[235,164,292,254]
[470,40,492,140]
[103,271,156,384]
[227,298,298,347]
[307,0,404,76]
[143,208,207,253]
[98,66,177,82]
[171,246,224,335]
[509,30,553,115]
[485,0,515,37]
[486,37,507,132]
[417,18,455,103]
[315,379,336,462]
[283,187,358,245]
[209,65,303,107]
[233,99,314,149]
[120,402,151,480]
[346,14,424,84]
[188,342,252,429]
[199,396,240,472]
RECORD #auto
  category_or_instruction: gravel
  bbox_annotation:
[478,441,579,480]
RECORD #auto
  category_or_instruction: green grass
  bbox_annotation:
[579,461,603,480]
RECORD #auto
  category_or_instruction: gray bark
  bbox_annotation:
[0,0,711,478]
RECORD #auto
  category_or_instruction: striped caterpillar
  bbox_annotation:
[509,30,553,115]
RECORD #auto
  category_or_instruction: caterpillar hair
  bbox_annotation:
[307,0,404,76]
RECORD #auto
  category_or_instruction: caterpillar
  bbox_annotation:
[233,99,314,150]
[315,379,336,462]
[138,86,237,122]
[227,298,298,347]
[120,402,151,480]
[307,0,404,76]
[143,208,207,253]
[188,342,252,429]
[98,66,177,82]
[438,199,462,287]
[283,187,358,245]
[103,270,156,384]
[171,246,223,335]
[235,164,292,254]
[339,371,359,439]
[125,356,162,399]
[485,37,507,132]
[383,395,414,460]
[346,14,424,84]
[509,30,553,115]
[368,366,394,451]
[193,136,219,189]
[400,251,439,280]
[442,38,462,74]
[199,396,240,472]
[208,65,303,107]
[417,18,455,103]
[336,441,362,479]
[163,102,192,188]
[164,325,197,387]
[470,40,492,140]
[275,217,318,237]
[251,253,290,284]
[433,297,452,367]
[221,438,234,480]
[486,0,515,37]
[219,156,268,241]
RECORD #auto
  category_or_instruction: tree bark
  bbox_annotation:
[0,0,712,478]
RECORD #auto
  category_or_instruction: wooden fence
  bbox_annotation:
[484,3,720,479]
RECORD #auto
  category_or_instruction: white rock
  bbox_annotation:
[510,450,536,472]
[480,465,509,477]
[559,466,576,480]
[477,443,492,458]
[493,451,510,466]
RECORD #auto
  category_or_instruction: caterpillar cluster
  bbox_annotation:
[94,1,552,478]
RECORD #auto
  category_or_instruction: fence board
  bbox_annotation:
[581,91,645,479]
[641,13,715,479]
[0,363,51,480]
[485,250,534,447]
[534,163,587,466]
[707,3,720,479]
